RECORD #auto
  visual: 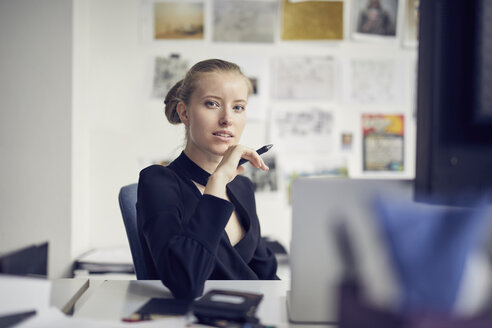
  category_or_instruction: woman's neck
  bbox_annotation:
[183,147,222,175]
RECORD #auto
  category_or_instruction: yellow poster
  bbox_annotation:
[282,0,344,40]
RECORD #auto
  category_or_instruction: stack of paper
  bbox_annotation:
[73,247,134,275]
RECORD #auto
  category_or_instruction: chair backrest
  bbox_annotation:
[118,183,151,279]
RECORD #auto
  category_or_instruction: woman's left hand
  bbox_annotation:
[215,144,269,183]
[204,145,268,199]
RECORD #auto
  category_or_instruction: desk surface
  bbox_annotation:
[50,278,89,314]
[73,280,292,326]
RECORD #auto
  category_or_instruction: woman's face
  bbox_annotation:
[178,71,249,162]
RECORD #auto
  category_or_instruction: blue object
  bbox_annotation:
[374,195,489,313]
[118,183,152,279]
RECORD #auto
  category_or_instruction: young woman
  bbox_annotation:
[137,59,278,299]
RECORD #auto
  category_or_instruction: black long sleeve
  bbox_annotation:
[136,152,278,299]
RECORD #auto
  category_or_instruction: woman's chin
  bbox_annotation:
[211,143,237,156]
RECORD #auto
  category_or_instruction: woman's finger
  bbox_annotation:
[244,152,269,171]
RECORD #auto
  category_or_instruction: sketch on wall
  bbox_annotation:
[281,154,348,202]
[213,0,277,43]
[362,114,404,171]
[343,58,404,104]
[282,155,348,182]
[154,1,204,40]
[269,106,335,152]
[152,55,189,99]
[352,0,400,41]
[272,56,337,100]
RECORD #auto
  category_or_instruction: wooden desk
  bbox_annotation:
[73,280,291,326]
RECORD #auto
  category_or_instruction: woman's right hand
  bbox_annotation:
[204,145,269,199]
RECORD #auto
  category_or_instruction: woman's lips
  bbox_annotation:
[213,131,233,138]
[212,131,234,142]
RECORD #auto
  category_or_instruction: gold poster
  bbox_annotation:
[282,0,344,40]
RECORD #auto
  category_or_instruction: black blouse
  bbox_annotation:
[136,152,278,299]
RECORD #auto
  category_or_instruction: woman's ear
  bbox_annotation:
[176,102,189,126]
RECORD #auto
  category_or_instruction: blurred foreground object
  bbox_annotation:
[337,193,492,327]
[0,242,48,277]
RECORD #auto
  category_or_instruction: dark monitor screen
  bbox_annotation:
[0,242,48,277]
[414,0,492,205]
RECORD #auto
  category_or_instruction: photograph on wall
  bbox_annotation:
[154,1,204,40]
[152,55,190,99]
[403,0,419,47]
[281,0,343,40]
[269,106,335,152]
[352,0,399,41]
[362,114,404,171]
[341,132,354,151]
[213,0,277,43]
[342,58,404,105]
[242,155,278,192]
[272,56,337,100]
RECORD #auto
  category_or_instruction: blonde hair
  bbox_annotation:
[164,59,253,124]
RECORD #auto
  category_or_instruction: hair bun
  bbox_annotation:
[164,80,183,124]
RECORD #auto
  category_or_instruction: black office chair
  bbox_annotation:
[118,183,151,279]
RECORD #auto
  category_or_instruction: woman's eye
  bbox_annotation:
[233,105,245,112]
[205,101,219,108]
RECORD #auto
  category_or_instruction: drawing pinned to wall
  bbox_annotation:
[152,55,189,99]
[272,56,337,100]
[403,0,419,47]
[154,1,204,40]
[352,0,399,41]
[242,155,278,193]
[362,114,404,172]
[281,0,343,40]
[270,106,335,152]
[282,156,348,183]
[282,154,348,203]
[343,58,404,104]
[213,0,277,43]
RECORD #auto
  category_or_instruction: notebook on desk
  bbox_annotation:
[286,177,412,324]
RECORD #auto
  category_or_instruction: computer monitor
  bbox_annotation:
[414,0,492,205]
[0,242,48,277]
[288,178,410,324]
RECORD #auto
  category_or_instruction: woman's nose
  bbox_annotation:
[219,108,232,126]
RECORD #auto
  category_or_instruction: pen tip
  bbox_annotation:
[266,144,273,149]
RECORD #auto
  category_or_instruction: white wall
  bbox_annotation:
[0,0,418,277]
[72,0,417,258]
[0,0,73,278]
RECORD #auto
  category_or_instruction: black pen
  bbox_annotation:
[238,144,273,167]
